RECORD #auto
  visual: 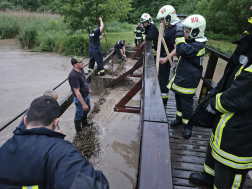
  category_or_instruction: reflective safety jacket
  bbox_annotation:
[0,127,109,189]
[134,26,144,39]
[143,23,158,55]
[167,37,206,96]
[189,33,252,170]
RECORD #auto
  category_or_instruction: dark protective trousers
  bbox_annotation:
[135,38,142,46]
[115,48,124,62]
[204,144,249,189]
[88,45,104,71]
[175,93,194,129]
[158,59,171,100]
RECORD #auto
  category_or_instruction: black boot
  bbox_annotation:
[170,119,182,127]
[163,98,168,107]
[189,172,214,186]
[183,128,192,138]
[100,72,106,76]
[74,121,86,135]
[81,116,93,127]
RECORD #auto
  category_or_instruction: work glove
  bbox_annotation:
[206,102,217,114]
[175,23,184,38]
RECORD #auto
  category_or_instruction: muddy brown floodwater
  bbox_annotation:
[0,39,236,188]
[0,39,141,188]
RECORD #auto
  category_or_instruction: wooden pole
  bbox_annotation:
[161,37,173,67]
[103,29,113,69]
[155,23,163,74]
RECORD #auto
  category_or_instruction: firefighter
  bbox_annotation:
[189,14,252,189]
[167,14,207,138]
[134,23,144,47]
[156,5,181,105]
[88,17,106,76]
[114,40,126,63]
[140,13,158,59]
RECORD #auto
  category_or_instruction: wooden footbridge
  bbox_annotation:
[1,38,252,188]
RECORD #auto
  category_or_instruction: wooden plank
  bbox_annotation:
[172,162,204,172]
[143,40,167,123]
[171,149,206,158]
[169,129,211,137]
[139,121,173,189]
[171,143,207,153]
[59,92,74,116]
[171,154,205,164]
[174,186,196,189]
[155,23,163,73]
[173,178,211,189]
[170,132,210,141]
[170,138,209,147]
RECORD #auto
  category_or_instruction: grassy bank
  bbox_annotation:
[0,10,238,57]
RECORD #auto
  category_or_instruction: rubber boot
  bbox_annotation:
[81,115,93,127]
[75,121,86,135]
[189,172,214,186]
[183,128,192,138]
[170,119,183,127]
[163,98,168,108]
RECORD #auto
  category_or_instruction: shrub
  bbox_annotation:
[0,15,19,38]
[62,35,89,56]
[39,33,55,51]
[17,25,38,49]
[0,2,13,11]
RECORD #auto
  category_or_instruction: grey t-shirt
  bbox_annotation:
[69,69,89,97]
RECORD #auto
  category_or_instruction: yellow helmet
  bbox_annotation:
[156,5,177,24]
[182,14,206,39]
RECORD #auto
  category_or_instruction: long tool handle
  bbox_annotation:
[103,29,113,66]
[161,37,173,67]
[155,23,163,74]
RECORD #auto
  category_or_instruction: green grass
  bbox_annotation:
[207,39,236,55]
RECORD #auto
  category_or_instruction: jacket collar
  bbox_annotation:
[13,127,65,139]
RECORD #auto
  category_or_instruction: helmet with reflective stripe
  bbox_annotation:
[156,5,177,24]
[140,13,153,23]
[182,14,206,38]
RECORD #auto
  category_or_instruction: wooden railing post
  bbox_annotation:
[198,52,218,103]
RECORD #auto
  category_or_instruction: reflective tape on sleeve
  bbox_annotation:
[175,37,186,45]
[196,48,205,56]
[215,93,229,113]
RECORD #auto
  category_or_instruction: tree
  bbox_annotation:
[53,0,132,33]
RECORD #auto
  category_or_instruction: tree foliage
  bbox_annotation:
[53,0,132,33]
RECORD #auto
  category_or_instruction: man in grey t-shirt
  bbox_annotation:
[69,57,93,134]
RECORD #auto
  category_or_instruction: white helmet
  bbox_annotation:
[156,5,177,24]
[140,13,153,23]
[182,14,206,39]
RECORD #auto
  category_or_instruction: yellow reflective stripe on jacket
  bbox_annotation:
[234,66,244,80]
[248,17,252,24]
[172,83,197,94]
[212,149,252,169]
[214,112,234,148]
[232,174,242,189]
[215,93,229,113]
[214,185,217,189]
[153,49,157,56]
[182,118,189,124]
[135,37,142,39]
[244,65,252,73]
[100,70,105,73]
[23,186,39,189]
[196,48,205,56]
[204,163,215,176]
[175,37,186,45]
[142,35,146,40]
[176,111,182,117]
[167,57,181,89]
[88,68,93,71]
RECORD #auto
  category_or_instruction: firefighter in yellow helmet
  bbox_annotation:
[156,5,181,105]
[167,14,207,138]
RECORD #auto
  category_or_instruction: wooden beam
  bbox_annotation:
[155,23,163,73]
